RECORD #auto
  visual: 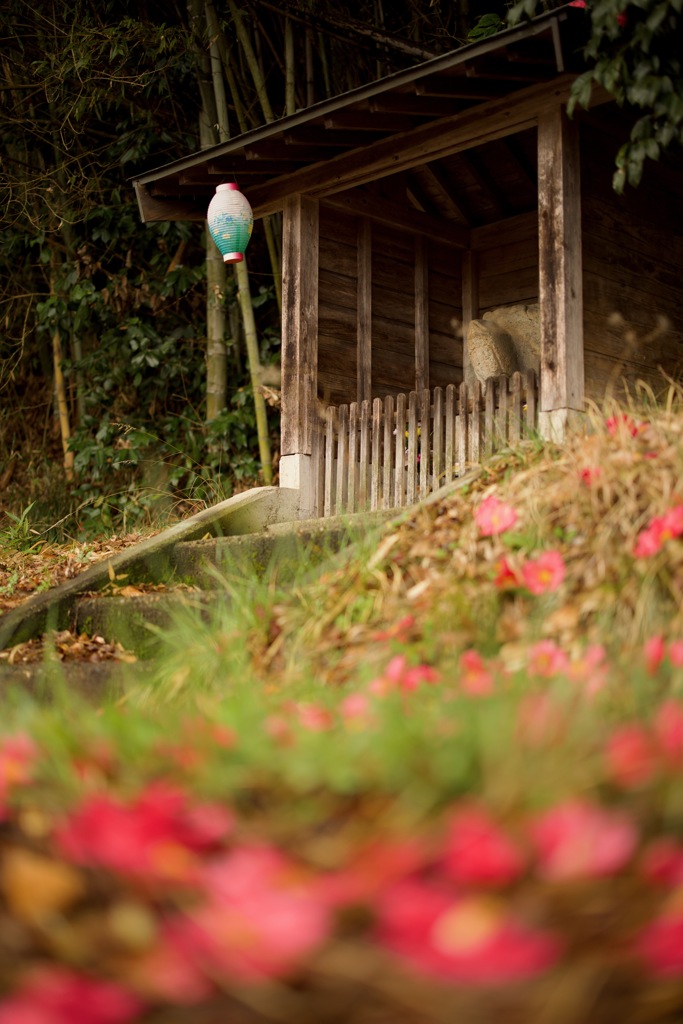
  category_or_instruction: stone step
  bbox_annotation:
[72,591,224,658]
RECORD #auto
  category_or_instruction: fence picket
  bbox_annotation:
[432,386,444,493]
[311,371,538,516]
[359,400,370,510]
[371,397,382,511]
[383,395,394,510]
[445,384,456,483]
[458,381,468,474]
[394,393,406,508]
[407,391,418,505]
[336,404,349,514]
[324,406,336,517]
[419,389,430,499]
[347,402,358,513]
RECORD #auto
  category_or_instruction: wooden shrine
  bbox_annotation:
[133,5,683,517]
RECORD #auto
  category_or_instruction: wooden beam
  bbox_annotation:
[134,182,205,223]
[414,76,507,100]
[415,236,429,393]
[420,164,470,225]
[323,187,470,249]
[357,218,372,405]
[249,75,581,217]
[281,195,319,456]
[537,106,584,423]
[323,112,416,132]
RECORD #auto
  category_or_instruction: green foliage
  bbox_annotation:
[509,0,683,191]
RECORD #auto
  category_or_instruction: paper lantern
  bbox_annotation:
[207,183,253,264]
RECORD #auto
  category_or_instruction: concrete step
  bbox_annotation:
[72,591,225,658]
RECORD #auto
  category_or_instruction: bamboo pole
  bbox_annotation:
[52,324,74,482]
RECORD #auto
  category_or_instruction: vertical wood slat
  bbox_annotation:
[445,384,456,483]
[359,399,370,510]
[347,402,358,514]
[357,218,372,406]
[371,397,382,511]
[484,379,495,458]
[496,374,508,447]
[323,406,336,517]
[383,395,395,511]
[432,386,444,493]
[407,391,418,506]
[336,404,349,514]
[419,389,430,499]
[510,371,523,443]
[310,416,323,518]
[470,381,481,465]
[394,392,406,509]
[415,237,429,394]
[525,369,537,434]
[281,196,319,456]
[458,381,468,474]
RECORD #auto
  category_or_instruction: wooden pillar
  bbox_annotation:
[415,235,429,393]
[461,249,479,385]
[357,217,372,405]
[537,106,584,441]
[279,194,319,515]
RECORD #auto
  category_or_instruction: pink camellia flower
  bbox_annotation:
[653,699,683,768]
[605,725,659,789]
[0,966,142,1024]
[516,694,566,747]
[493,556,521,589]
[179,845,331,981]
[668,640,683,668]
[634,506,683,558]
[521,550,566,595]
[0,732,38,793]
[459,649,495,697]
[55,782,232,882]
[531,799,637,881]
[295,702,334,732]
[566,644,610,697]
[368,655,440,694]
[527,640,570,679]
[441,805,525,888]
[606,413,644,437]
[644,635,666,675]
[635,908,683,977]
[640,838,683,887]
[475,495,518,537]
[376,880,561,983]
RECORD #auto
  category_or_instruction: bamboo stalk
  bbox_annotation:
[226,0,275,124]
[285,16,296,115]
[52,326,74,482]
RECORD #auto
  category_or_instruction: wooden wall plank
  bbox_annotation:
[394,393,407,508]
[415,237,429,393]
[357,217,372,404]
[538,107,584,415]
[281,195,319,455]
[383,395,395,511]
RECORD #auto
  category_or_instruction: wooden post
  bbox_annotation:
[279,194,319,516]
[461,249,479,385]
[415,236,429,393]
[537,107,584,442]
[357,217,372,405]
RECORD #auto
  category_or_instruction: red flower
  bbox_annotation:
[579,465,602,486]
[180,845,331,981]
[0,967,142,1024]
[441,805,525,887]
[527,640,570,679]
[636,908,683,977]
[653,699,683,768]
[0,732,38,799]
[295,702,334,732]
[475,495,518,537]
[376,881,561,983]
[531,800,637,881]
[605,725,658,789]
[606,413,645,437]
[55,782,232,882]
[640,838,683,886]
[644,635,666,675]
[521,551,566,595]
[459,649,495,696]
[634,506,683,558]
[368,655,440,694]
[493,556,521,589]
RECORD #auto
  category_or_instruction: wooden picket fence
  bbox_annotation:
[310,370,537,518]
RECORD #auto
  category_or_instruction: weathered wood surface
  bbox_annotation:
[311,373,538,517]
[357,217,372,404]
[538,106,584,415]
[281,195,319,455]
